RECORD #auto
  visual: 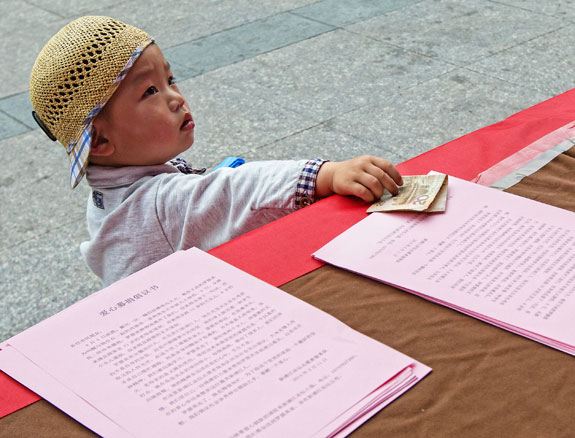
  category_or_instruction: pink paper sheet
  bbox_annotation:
[313,177,575,355]
[0,249,430,437]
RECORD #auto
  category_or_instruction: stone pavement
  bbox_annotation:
[1,0,574,341]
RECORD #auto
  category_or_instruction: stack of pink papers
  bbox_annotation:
[0,248,429,437]
[314,176,575,355]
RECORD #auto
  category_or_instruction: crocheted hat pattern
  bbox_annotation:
[30,16,151,187]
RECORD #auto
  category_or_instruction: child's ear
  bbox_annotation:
[90,135,115,157]
[90,124,115,157]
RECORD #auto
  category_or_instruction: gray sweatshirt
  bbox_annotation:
[80,160,320,287]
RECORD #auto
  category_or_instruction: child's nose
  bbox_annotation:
[168,90,185,112]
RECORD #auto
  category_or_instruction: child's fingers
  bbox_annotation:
[355,172,388,200]
[348,181,377,203]
[373,167,401,196]
[362,163,401,197]
[369,157,403,187]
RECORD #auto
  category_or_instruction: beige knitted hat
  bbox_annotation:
[30,16,152,188]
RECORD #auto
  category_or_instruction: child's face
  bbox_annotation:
[92,44,194,166]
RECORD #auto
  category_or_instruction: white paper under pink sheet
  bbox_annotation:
[473,120,575,186]
[313,176,575,355]
[0,249,430,438]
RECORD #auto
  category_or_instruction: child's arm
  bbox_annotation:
[315,155,403,202]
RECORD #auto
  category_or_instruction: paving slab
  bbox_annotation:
[0,129,95,342]
[0,111,29,140]
[100,0,318,49]
[0,0,64,98]
[469,25,575,96]
[242,122,406,165]
[325,68,551,162]
[0,0,318,100]
[0,221,99,342]
[292,0,424,27]
[25,0,132,18]
[347,0,567,65]
[176,75,324,169]
[163,12,334,77]
[0,92,36,130]
[493,0,575,21]
[205,29,456,122]
[0,130,88,249]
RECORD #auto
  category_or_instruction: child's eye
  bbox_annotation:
[169,76,177,85]
[143,86,158,97]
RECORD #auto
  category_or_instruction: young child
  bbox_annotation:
[30,16,403,287]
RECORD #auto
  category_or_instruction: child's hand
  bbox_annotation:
[315,156,403,202]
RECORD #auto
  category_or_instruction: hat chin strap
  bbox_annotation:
[32,111,57,142]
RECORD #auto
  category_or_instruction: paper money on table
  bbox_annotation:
[367,174,448,213]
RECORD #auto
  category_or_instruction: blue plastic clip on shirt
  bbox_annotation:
[213,156,246,171]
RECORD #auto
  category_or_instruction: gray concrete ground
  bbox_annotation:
[1,0,574,341]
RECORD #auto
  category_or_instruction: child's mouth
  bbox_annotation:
[181,113,194,131]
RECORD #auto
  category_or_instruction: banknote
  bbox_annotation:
[367,174,448,213]
[424,175,448,212]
